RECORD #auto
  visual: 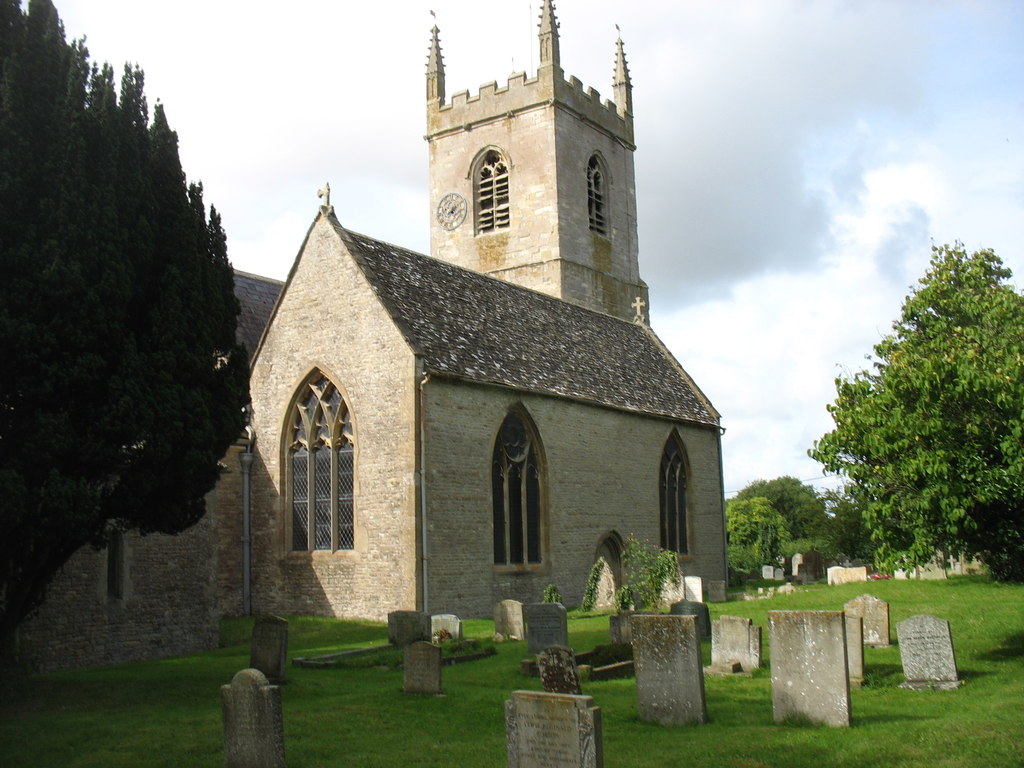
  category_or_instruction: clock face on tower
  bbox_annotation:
[436,192,467,231]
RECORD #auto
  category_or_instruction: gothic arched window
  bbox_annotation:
[476,149,511,233]
[587,154,608,236]
[492,410,543,565]
[659,433,689,554]
[288,374,355,552]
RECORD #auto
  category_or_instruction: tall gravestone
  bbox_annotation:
[800,550,824,581]
[761,565,775,580]
[844,594,890,647]
[845,615,864,688]
[608,612,634,644]
[631,614,707,726]
[431,613,463,640]
[404,641,442,695]
[538,645,582,695]
[525,603,569,655]
[668,599,711,640]
[249,616,288,684]
[706,580,727,603]
[711,615,761,672]
[683,575,704,602]
[221,668,285,768]
[897,614,960,690]
[494,599,525,640]
[388,610,431,647]
[768,610,851,727]
[506,690,603,768]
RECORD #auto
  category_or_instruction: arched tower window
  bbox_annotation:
[492,410,543,565]
[587,154,608,236]
[288,374,355,552]
[659,433,689,555]
[476,149,511,233]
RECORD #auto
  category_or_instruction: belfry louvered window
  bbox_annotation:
[492,411,543,565]
[476,150,510,233]
[587,155,608,236]
[659,433,689,554]
[289,374,355,551]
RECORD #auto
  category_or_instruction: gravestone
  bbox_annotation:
[631,614,707,725]
[387,610,431,647]
[403,641,442,695]
[668,599,711,639]
[710,615,761,672]
[506,690,603,768]
[249,615,288,684]
[684,575,704,602]
[431,613,463,641]
[706,580,727,603]
[845,615,864,688]
[800,550,824,581]
[538,645,582,695]
[774,567,785,581]
[221,668,285,768]
[608,612,633,644]
[791,552,804,575]
[897,614,960,690]
[761,565,775,580]
[768,610,851,727]
[495,599,525,640]
[827,565,868,585]
[525,603,569,655]
[844,594,890,647]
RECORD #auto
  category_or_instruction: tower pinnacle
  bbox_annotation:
[613,35,632,118]
[426,25,445,103]
[538,0,560,70]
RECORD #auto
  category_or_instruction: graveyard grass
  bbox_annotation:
[2,577,1022,767]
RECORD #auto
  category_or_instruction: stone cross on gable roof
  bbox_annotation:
[632,296,647,325]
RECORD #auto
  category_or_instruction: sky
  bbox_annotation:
[54,0,1024,496]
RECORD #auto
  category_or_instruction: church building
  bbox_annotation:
[217,1,726,621]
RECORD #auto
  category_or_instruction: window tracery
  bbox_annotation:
[492,410,543,565]
[476,150,510,233]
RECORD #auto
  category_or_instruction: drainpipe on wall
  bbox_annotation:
[418,371,431,614]
[239,424,255,616]
[717,425,728,584]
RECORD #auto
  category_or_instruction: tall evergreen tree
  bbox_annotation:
[0,0,249,646]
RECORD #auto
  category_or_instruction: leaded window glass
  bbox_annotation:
[477,150,510,233]
[659,434,689,554]
[492,411,543,565]
[587,155,607,235]
[288,375,355,552]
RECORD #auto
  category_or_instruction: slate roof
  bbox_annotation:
[233,270,283,361]
[333,220,719,427]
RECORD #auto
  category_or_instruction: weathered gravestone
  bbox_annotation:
[668,599,711,640]
[827,565,868,585]
[761,565,775,580]
[388,610,431,647]
[525,603,569,655]
[506,690,603,768]
[684,575,704,602]
[431,613,463,641]
[768,610,851,727]
[404,641,442,695]
[221,668,285,768]
[706,580,727,603]
[845,615,864,689]
[608,612,633,644]
[844,594,890,647]
[710,615,761,673]
[774,567,785,581]
[495,599,525,640]
[799,550,824,581]
[250,615,288,684]
[897,614,960,690]
[791,552,804,575]
[631,614,707,726]
[538,645,582,695]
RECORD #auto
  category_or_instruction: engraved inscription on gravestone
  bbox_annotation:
[897,614,960,690]
[538,645,582,695]
[505,690,603,768]
[525,603,569,655]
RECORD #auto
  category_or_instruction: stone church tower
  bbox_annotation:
[426,0,648,321]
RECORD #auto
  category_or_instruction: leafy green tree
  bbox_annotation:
[620,536,679,611]
[811,244,1024,581]
[734,476,826,541]
[0,0,249,645]
[820,487,876,562]
[726,496,791,574]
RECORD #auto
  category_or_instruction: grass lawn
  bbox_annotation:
[2,577,1022,767]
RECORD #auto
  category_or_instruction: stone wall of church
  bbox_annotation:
[235,216,421,622]
[421,378,725,618]
[15,512,219,673]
